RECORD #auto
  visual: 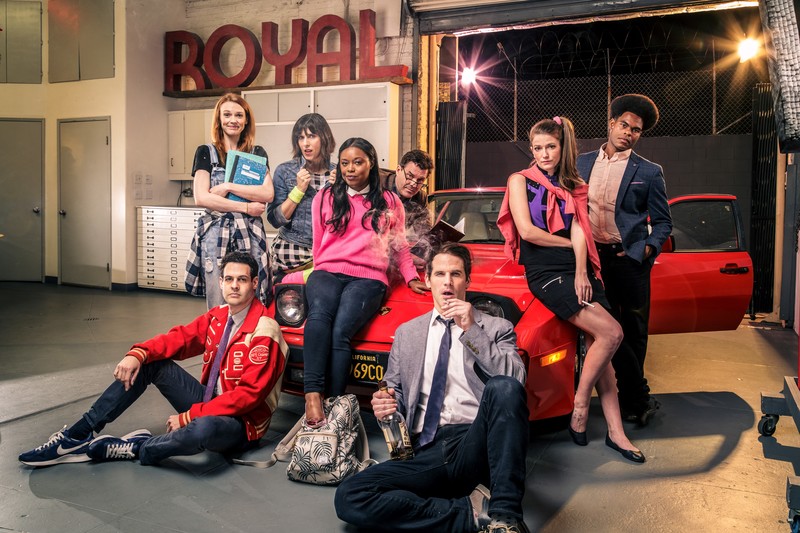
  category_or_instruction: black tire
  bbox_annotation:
[758,414,778,436]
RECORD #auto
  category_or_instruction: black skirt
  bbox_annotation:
[525,268,610,320]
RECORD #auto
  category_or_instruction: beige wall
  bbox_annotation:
[0,0,415,285]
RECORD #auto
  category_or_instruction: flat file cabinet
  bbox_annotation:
[137,206,202,292]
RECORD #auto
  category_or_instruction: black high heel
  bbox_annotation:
[605,433,646,463]
[568,425,588,446]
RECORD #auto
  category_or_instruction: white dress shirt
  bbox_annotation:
[411,312,480,433]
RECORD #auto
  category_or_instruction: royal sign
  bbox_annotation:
[165,9,409,92]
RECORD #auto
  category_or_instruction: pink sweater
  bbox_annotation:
[312,190,417,286]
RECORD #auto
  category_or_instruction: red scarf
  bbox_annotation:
[497,166,602,281]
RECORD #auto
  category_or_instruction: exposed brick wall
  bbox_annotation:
[177,0,415,153]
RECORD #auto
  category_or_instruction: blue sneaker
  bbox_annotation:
[19,426,93,466]
[87,429,152,462]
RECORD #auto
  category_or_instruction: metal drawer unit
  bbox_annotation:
[137,206,203,292]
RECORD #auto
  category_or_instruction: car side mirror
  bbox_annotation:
[661,235,675,253]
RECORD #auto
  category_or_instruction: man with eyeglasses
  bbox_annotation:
[577,94,672,427]
[380,149,435,266]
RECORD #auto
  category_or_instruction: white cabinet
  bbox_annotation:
[168,109,213,180]
[243,82,400,169]
[137,206,203,292]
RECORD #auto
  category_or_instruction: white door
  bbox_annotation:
[0,119,44,281]
[59,118,111,288]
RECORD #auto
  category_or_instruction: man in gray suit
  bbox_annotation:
[576,94,673,427]
[335,243,529,533]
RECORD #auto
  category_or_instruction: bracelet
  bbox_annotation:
[407,277,420,287]
[245,203,249,215]
[288,186,305,204]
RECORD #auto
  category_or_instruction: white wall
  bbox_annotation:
[0,1,129,282]
[125,0,188,283]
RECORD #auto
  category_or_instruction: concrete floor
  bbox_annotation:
[1,281,799,532]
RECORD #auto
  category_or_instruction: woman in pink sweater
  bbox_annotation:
[304,137,428,426]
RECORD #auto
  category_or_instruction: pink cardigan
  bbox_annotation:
[311,189,417,286]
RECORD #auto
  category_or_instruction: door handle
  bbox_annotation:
[33,207,41,214]
[720,264,749,274]
[59,210,67,216]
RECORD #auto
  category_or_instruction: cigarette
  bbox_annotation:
[581,300,596,308]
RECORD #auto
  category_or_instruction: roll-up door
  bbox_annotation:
[408,0,742,34]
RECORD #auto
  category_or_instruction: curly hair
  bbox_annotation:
[322,137,394,235]
[610,94,660,131]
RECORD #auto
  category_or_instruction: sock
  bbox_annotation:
[489,513,517,527]
[65,419,93,441]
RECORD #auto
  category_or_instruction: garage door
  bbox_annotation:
[409,0,741,34]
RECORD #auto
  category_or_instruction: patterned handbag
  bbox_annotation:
[233,394,377,486]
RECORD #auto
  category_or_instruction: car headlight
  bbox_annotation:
[471,296,505,318]
[275,285,307,327]
[466,292,523,324]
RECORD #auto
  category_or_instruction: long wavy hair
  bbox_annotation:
[322,137,392,236]
[210,93,256,165]
[529,116,583,191]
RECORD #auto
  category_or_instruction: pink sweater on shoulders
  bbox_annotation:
[311,190,417,286]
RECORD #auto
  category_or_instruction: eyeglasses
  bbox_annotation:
[400,167,427,189]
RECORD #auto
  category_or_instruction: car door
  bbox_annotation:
[649,194,753,334]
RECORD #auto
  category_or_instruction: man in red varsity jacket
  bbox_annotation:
[19,251,288,467]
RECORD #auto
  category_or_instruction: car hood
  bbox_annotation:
[354,244,533,341]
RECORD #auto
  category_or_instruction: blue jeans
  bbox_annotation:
[335,376,529,532]
[303,271,387,396]
[81,360,251,465]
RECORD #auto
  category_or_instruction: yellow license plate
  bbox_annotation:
[349,352,388,384]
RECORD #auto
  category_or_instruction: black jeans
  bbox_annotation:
[597,244,652,414]
[82,359,251,465]
[334,376,529,532]
[303,270,387,396]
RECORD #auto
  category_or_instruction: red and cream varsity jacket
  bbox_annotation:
[126,300,288,441]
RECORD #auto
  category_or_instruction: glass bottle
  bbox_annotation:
[377,380,414,460]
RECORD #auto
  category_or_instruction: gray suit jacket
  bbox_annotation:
[577,149,673,264]
[385,309,526,431]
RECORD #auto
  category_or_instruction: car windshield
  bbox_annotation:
[430,192,505,243]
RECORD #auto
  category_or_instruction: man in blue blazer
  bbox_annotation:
[335,243,529,533]
[577,94,672,427]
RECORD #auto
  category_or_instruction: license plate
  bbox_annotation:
[349,352,389,385]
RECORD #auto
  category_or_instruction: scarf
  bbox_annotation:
[497,166,602,280]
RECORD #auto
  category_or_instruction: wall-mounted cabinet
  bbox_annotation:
[168,109,213,181]
[244,82,400,169]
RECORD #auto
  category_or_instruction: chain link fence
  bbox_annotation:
[465,68,761,142]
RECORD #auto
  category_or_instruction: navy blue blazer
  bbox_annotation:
[577,150,672,265]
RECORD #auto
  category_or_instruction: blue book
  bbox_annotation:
[225,150,268,202]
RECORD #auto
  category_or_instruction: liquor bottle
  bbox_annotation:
[377,381,414,460]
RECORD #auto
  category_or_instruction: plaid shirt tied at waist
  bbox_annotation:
[185,211,272,306]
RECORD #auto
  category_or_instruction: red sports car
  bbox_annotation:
[270,189,753,421]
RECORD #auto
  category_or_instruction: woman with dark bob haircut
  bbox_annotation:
[302,137,427,426]
[267,113,337,282]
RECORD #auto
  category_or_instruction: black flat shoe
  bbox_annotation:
[605,433,646,463]
[568,425,588,446]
